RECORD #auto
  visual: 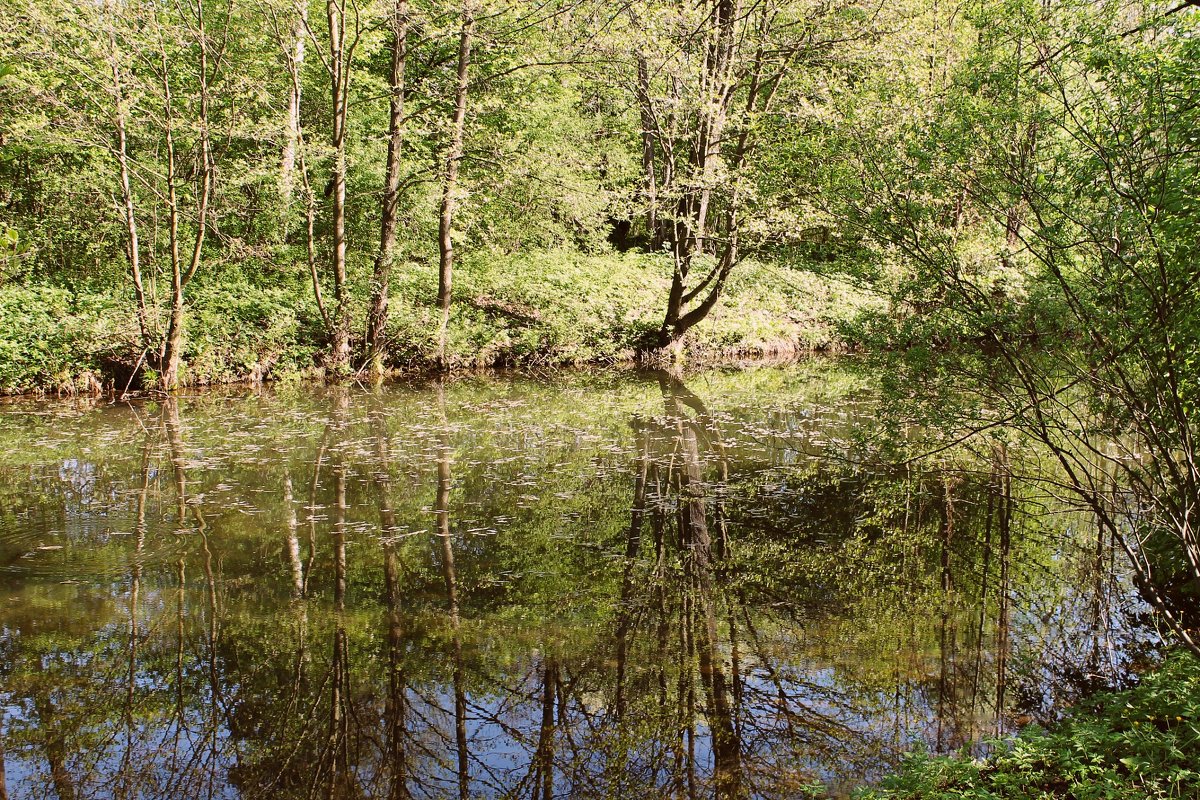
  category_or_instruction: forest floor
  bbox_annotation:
[0,250,877,394]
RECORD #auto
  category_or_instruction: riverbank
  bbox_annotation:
[858,649,1200,799]
[0,251,876,395]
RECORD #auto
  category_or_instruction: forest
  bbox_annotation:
[0,0,1189,392]
[1,0,1199,796]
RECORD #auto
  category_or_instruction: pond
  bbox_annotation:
[0,364,1157,799]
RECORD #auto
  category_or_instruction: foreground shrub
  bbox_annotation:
[860,650,1200,799]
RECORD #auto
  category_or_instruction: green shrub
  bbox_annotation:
[0,284,132,393]
[387,250,871,367]
[858,650,1200,799]
[186,278,322,383]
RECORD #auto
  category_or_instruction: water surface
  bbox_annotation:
[0,365,1152,798]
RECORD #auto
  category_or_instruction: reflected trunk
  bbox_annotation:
[531,659,558,800]
[995,463,1012,734]
[435,386,468,800]
[373,402,410,800]
[0,709,7,800]
[327,391,354,797]
[614,418,650,722]
[284,470,305,596]
[119,436,151,793]
[660,373,745,799]
[32,691,75,800]
[164,398,189,523]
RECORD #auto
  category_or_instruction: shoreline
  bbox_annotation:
[0,339,850,401]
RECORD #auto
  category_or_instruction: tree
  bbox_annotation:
[157,0,219,391]
[835,0,1200,654]
[435,1,475,368]
[365,0,410,380]
[101,0,150,353]
[322,0,361,374]
[604,0,871,357]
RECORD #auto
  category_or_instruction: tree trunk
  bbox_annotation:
[280,2,307,202]
[161,290,185,390]
[654,0,739,355]
[436,3,474,368]
[326,0,352,374]
[634,53,660,246]
[366,0,409,380]
[161,0,213,391]
[158,38,182,389]
[104,4,149,352]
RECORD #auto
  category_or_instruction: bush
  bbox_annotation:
[859,650,1200,799]
[388,250,870,367]
[185,277,322,384]
[0,284,132,393]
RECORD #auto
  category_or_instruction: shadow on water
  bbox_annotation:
[0,365,1158,798]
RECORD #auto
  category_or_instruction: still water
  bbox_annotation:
[0,364,1153,799]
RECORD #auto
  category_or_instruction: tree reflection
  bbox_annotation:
[0,707,7,800]
[434,382,470,800]
[0,372,1150,798]
[372,396,410,800]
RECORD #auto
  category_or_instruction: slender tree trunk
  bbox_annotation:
[634,54,660,246]
[366,0,409,380]
[161,0,214,391]
[158,37,182,388]
[105,4,150,351]
[299,145,332,333]
[162,275,186,389]
[274,4,330,337]
[326,0,352,374]
[436,3,474,368]
[281,2,307,200]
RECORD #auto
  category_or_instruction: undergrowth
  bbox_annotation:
[0,250,872,393]
[857,650,1200,799]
